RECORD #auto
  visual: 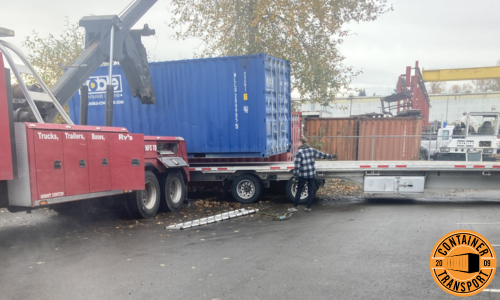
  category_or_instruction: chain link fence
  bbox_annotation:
[304,118,500,162]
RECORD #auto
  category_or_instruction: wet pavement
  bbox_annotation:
[1,183,500,299]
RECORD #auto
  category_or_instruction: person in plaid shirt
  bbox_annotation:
[289,137,337,212]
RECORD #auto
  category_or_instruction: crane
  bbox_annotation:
[8,0,159,124]
[383,63,500,125]
[422,66,500,82]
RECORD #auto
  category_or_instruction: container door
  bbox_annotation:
[265,57,291,156]
[88,132,111,193]
[33,130,65,200]
[62,132,90,196]
[109,133,145,191]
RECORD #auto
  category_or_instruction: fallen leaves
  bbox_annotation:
[316,179,362,196]
[193,200,241,210]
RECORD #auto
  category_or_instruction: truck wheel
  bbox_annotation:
[231,174,262,204]
[286,177,309,204]
[124,171,160,219]
[164,170,186,212]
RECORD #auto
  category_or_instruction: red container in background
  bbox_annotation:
[305,117,358,160]
[357,117,422,161]
[305,116,422,161]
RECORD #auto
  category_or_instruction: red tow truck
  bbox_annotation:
[0,0,190,219]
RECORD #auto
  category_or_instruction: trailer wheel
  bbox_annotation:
[231,174,262,204]
[124,171,160,219]
[286,177,309,204]
[164,170,186,212]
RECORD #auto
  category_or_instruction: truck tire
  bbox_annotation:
[231,174,262,204]
[124,171,160,219]
[286,177,309,204]
[163,170,186,212]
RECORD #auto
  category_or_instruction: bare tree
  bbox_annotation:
[426,82,446,94]
[449,83,473,94]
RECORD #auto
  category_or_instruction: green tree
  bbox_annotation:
[169,0,392,103]
[22,18,84,87]
[21,19,84,123]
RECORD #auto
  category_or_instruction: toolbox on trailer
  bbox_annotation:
[7,123,145,207]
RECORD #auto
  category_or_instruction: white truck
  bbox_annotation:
[420,125,454,160]
[435,112,500,161]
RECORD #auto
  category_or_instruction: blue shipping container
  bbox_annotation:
[69,53,291,158]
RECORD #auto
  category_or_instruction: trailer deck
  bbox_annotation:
[189,160,500,202]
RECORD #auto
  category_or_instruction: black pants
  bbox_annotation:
[293,177,315,208]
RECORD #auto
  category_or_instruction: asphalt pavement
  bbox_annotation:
[1,192,500,300]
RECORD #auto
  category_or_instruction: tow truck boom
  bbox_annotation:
[45,0,158,122]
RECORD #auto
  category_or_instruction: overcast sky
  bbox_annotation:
[2,0,500,96]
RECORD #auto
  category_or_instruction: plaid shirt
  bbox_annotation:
[293,145,333,178]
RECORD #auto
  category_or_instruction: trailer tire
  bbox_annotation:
[124,171,160,219]
[231,174,262,204]
[163,170,186,212]
[286,177,310,204]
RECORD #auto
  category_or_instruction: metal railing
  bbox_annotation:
[304,134,500,162]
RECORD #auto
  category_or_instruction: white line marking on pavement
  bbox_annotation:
[483,289,500,292]
[455,222,500,225]
[492,245,500,247]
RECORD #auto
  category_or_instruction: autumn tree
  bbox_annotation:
[169,0,392,103]
[22,19,84,87]
[20,19,84,123]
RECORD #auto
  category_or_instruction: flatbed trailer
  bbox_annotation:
[189,160,500,203]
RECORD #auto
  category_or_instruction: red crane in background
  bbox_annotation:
[381,61,431,125]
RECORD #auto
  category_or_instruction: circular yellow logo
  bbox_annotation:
[430,230,496,297]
